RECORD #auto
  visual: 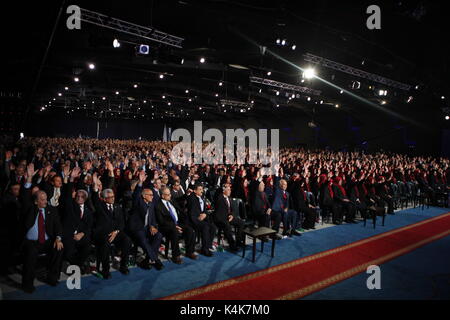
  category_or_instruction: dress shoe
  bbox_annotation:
[119,265,130,275]
[185,253,198,260]
[172,255,184,264]
[152,260,164,270]
[22,284,35,294]
[201,250,213,257]
[291,230,301,236]
[139,258,152,270]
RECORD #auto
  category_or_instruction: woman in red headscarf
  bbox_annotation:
[318,172,342,224]
[332,176,356,223]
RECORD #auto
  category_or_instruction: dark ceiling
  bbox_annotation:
[1,0,449,128]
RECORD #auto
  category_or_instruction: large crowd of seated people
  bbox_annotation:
[0,136,449,293]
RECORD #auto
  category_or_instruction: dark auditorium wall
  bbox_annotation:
[26,114,165,140]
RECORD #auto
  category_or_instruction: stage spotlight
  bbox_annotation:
[320,100,323,104]
[441,96,445,100]
[335,104,339,108]
[74,77,79,82]
[58,93,62,96]
[115,91,119,95]
[113,39,121,48]
[276,91,280,96]
[137,45,150,55]
[291,44,296,50]
[445,115,449,120]
[200,57,205,63]
[381,100,387,105]
[181,58,184,64]
[303,68,316,79]
[307,97,311,101]
[102,97,106,100]
[159,74,164,79]
[133,84,138,88]
[276,38,281,44]
[340,90,344,94]
[88,63,95,70]
[267,71,272,76]
[162,95,166,99]
[64,87,68,90]
[185,89,189,93]
[281,39,286,46]
[407,96,413,103]
[219,82,223,86]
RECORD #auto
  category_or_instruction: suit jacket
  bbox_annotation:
[155,199,185,230]
[252,190,271,216]
[187,193,207,226]
[213,193,233,224]
[91,191,125,238]
[127,185,157,232]
[23,205,62,242]
[60,182,94,239]
[271,177,291,212]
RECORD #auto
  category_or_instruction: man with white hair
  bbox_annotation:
[61,167,94,274]
[92,172,132,279]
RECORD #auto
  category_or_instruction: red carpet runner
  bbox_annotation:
[161,212,450,300]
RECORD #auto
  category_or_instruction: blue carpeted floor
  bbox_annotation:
[3,206,449,300]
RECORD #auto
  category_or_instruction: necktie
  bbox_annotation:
[80,205,84,219]
[225,197,231,214]
[167,202,177,224]
[144,205,150,227]
[38,208,45,244]
[108,204,113,214]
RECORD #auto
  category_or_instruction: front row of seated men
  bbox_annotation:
[20,168,251,293]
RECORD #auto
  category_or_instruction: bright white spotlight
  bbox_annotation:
[58,93,62,96]
[115,91,119,95]
[88,63,95,70]
[267,71,272,76]
[74,77,79,82]
[291,44,296,50]
[159,74,164,79]
[276,91,279,96]
[441,96,445,100]
[320,100,323,104]
[340,90,343,94]
[446,115,449,120]
[20,132,24,139]
[113,39,121,48]
[64,87,69,90]
[200,57,205,63]
[307,97,311,101]
[303,68,316,79]
[335,104,339,108]
[219,82,223,86]
[381,100,387,105]
[133,84,138,88]
[281,39,286,46]
[276,38,281,44]
[185,89,189,93]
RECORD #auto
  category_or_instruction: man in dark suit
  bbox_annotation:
[60,167,93,274]
[187,184,216,257]
[128,170,163,270]
[92,173,131,279]
[272,177,300,237]
[155,187,197,264]
[212,184,244,251]
[252,181,282,238]
[21,190,64,293]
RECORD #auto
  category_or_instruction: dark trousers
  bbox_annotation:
[22,239,63,287]
[160,223,195,257]
[133,229,163,262]
[279,209,298,233]
[301,206,317,229]
[96,231,132,272]
[215,216,245,247]
[193,220,216,252]
[340,201,356,221]
[257,210,282,233]
[63,235,91,267]
[380,195,394,213]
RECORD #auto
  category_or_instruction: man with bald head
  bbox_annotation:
[128,170,164,270]
[21,190,64,293]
